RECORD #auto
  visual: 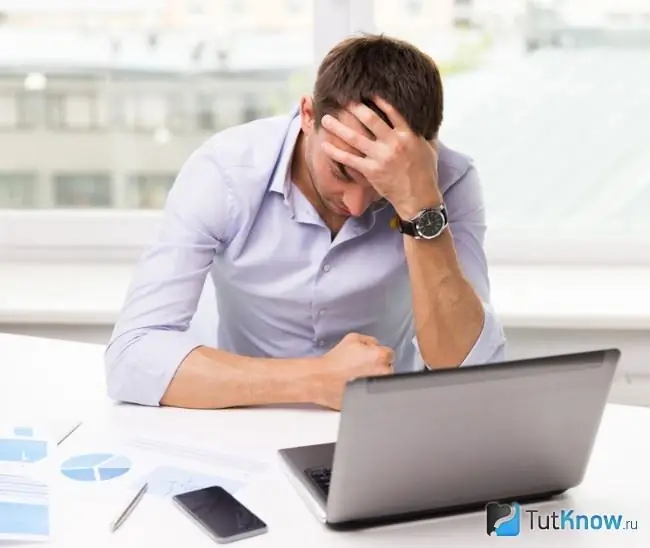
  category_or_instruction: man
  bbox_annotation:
[105,34,506,410]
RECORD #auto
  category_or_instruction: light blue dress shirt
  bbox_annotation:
[105,107,506,406]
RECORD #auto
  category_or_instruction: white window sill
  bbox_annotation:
[0,263,132,325]
[1,262,650,331]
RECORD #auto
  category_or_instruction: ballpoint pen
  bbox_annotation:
[56,422,82,446]
[110,482,148,533]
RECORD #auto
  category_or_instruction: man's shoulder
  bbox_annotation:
[436,141,475,192]
[199,110,296,175]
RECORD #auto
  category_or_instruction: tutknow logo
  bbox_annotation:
[486,502,638,536]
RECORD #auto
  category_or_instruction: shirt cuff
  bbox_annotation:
[413,302,506,370]
[105,329,203,407]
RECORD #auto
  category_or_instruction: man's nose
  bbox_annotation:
[343,187,373,217]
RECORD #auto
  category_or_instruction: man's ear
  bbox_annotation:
[299,95,315,134]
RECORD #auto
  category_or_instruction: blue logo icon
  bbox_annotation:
[486,502,521,536]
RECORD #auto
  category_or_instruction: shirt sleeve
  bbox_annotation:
[413,162,507,369]
[104,144,237,406]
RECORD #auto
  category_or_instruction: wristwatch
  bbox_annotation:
[397,204,448,240]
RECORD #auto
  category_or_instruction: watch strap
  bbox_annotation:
[397,205,447,238]
[397,217,417,237]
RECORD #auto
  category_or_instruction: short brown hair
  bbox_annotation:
[313,34,444,140]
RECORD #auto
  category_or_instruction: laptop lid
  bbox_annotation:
[324,349,620,527]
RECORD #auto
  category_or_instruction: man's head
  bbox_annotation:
[297,34,444,219]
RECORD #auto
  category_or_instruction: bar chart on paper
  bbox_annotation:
[0,427,47,464]
[60,454,131,482]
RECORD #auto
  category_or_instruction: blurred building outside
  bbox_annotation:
[0,0,649,218]
[0,0,518,210]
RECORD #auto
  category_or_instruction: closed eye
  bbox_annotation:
[332,161,353,182]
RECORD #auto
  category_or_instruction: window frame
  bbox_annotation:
[1,0,649,267]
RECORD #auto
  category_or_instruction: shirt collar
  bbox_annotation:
[269,107,302,198]
[370,198,390,215]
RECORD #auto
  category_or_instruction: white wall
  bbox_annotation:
[503,326,650,407]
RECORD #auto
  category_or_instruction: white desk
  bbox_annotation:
[1,333,649,547]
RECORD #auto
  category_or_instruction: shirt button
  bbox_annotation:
[318,309,326,316]
[317,340,325,347]
[322,264,331,272]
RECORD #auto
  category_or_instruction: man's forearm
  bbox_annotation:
[404,230,485,368]
[160,346,319,409]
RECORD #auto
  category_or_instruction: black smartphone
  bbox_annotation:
[172,486,268,544]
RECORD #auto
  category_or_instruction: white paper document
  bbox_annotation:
[0,473,50,541]
[0,424,55,541]
[54,428,270,503]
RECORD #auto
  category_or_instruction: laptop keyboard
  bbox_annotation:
[305,466,331,498]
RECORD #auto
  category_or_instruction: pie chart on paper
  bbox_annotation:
[60,453,131,482]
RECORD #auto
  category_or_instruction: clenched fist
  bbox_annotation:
[312,332,394,410]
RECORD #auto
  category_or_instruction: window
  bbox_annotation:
[0,173,37,208]
[1,0,317,260]
[121,94,169,131]
[196,93,219,131]
[47,93,97,130]
[372,0,650,264]
[126,174,176,209]
[53,173,112,208]
[241,94,267,123]
[15,92,43,129]
[2,0,649,266]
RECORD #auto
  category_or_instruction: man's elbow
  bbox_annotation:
[104,335,160,407]
[104,337,132,403]
[104,329,196,407]
[460,308,507,367]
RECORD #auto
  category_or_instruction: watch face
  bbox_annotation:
[415,209,445,238]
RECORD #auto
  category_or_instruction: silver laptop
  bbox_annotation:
[278,349,620,530]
